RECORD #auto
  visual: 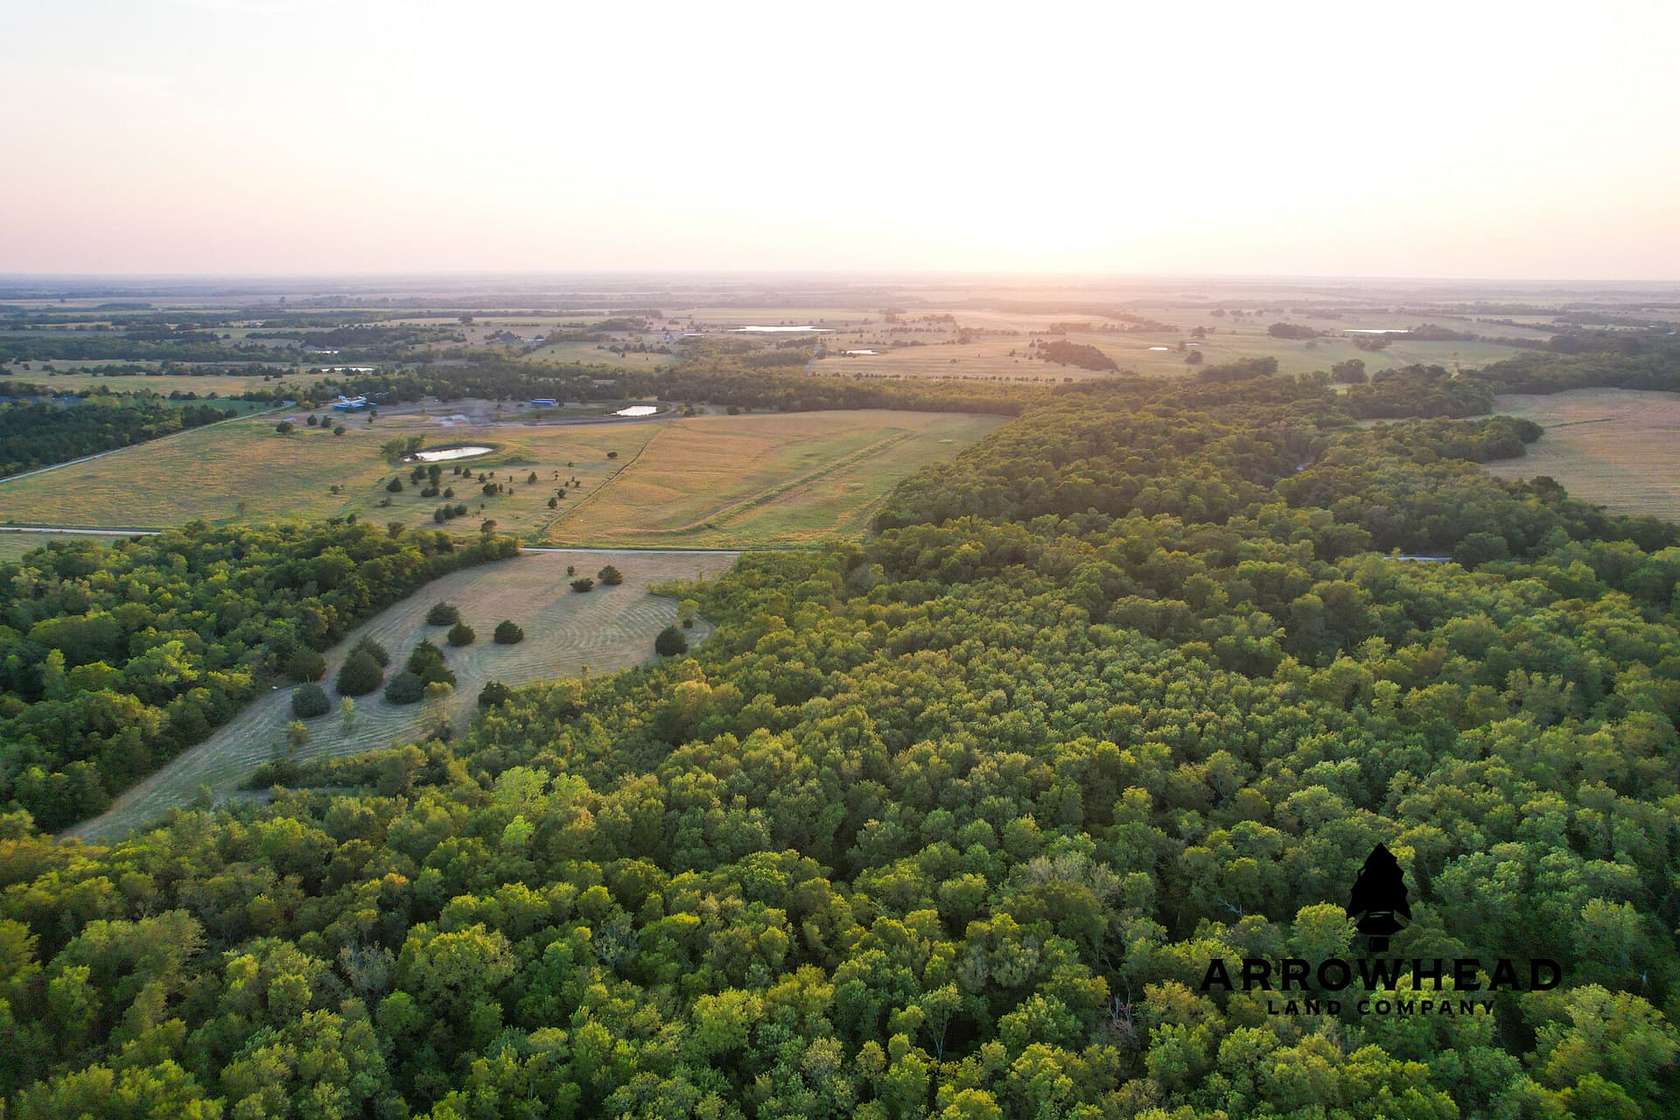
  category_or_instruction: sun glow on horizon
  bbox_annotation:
[3,0,1678,279]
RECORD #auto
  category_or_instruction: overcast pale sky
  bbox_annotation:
[3,0,1677,279]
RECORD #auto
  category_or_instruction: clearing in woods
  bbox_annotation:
[546,410,1004,548]
[1483,389,1680,521]
[65,548,736,842]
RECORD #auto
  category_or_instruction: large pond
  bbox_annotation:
[408,445,493,462]
[613,405,659,417]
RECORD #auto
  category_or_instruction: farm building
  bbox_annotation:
[331,395,370,411]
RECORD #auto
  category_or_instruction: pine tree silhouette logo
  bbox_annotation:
[1346,843,1411,952]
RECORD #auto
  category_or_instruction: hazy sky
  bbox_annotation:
[4,0,1678,279]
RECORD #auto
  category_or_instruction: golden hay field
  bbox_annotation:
[547,410,1003,548]
[1484,389,1680,521]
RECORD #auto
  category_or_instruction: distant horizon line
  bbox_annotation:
[2,269,1678,288]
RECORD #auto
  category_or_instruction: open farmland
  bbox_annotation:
[547,410,1004,548]
[806,305,1536,382]
[0,408,666,536]
[0,405,998,547]
[522,339,672,370]
[65,547,735,841]
[1483,389,1680,521]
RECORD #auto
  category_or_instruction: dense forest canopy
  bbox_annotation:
[0,524,519,830]
[2,373,1679,1118]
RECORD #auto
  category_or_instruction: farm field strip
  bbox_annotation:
[1483,389,1680,521]
[65,548,736,842]
[548,410,1003,548]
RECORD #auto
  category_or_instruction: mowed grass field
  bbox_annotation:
[547,410,1004,548]
[66,548,735,842]
[1484,390,1680,521]
[0,406,997,547]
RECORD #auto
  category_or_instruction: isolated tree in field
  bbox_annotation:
[333,425,345,435]
[480,519,496,536]
[678,598,699,628]
[291,682,330,718]
[285,720,309,755]
[570,578,595,593]
[427,602,460,626]
[335,649,384,696]
[547,497,557,509]
[447,622,475,647]
[406,639,455,686]
[285,648,327,683]
[478,680,512,708]
[607,450,619,459]
[386,477,403,493]
[527,472,537,484]
[383,670,423,705]
[339,695,355,727]
[276,420,294,434]
[655,625,688,656]
[566,565,576,576]
[493,620,524,644]
[306,414,319,427]
[597,564,623,586]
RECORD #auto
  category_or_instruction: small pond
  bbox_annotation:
[408,445,493,462]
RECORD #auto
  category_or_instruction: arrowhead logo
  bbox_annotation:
[1346,843,1411,952]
